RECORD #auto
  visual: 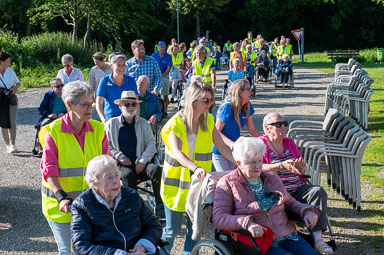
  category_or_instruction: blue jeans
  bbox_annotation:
[213,153,237,172]
[47,219,71,255]
[162,205,196,255]
[271,56,277,73]
[266,235,317,255]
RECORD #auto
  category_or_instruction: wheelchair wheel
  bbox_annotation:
[274,72,278,89]
[288,74,293,89]
[190,238,232,255]
[176,82,183,102]
[137,180,156,210]
[255,69,259,84]
[156,124,165,164]
[158,98,165,122]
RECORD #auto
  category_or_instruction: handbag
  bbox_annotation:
[0,76,18,105]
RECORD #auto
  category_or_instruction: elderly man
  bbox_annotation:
[70,155,162,255]
[151,41,172,113]
[105,90,164,218]
[126,39,162,96]
[192,38,210,61]
[137,75,162,127]
[192,46,216,87]
[33,78,68,155]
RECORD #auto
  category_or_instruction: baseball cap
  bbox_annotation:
[158,41,166,46]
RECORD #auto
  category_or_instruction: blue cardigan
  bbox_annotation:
[38,90,67,118]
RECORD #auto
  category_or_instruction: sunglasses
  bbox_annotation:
[124,102,137,107]
[63,64,71,68]
[198,98,214,104]
[268,121,288,128]
[54,84,64,88]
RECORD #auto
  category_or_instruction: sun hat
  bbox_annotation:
[114,90,142,105]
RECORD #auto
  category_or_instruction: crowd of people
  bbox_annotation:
[0,31,334,255]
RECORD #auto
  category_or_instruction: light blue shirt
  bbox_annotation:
[228,69,245,82]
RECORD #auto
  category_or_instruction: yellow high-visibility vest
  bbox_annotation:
[160,111,214,212]
[224,43,233,51]
[41,118,104,223]
[172,52,183,69]
[247,51,257,66]
[194,57,215,83]
[278,45,291,58]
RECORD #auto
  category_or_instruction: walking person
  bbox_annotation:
[0,51,20,153]
[40,81,108,255]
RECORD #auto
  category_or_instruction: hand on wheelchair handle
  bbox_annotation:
[59,199,71,213]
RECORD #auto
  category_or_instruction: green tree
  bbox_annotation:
[167,0,229,38]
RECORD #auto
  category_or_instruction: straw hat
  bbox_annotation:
[114,90,142,105]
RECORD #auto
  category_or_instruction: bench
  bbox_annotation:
[327,50,359,62]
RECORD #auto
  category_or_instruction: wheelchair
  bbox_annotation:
[169,80,184,104]
[255,66,273,85]
[274,68,294,89]
[188,173,336,255]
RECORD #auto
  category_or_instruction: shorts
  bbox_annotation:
[161,75,170,96]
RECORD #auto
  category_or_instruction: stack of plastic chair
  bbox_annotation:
[334,58,359,73]
[335,62,362,80]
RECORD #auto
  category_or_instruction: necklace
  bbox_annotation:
[268,138,284,155]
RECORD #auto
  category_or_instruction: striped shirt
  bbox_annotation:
[270,149,304,193]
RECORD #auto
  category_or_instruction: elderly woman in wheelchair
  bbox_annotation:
[213,137,319,255]
[259,112,334,255]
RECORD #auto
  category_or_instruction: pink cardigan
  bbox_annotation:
[259,135,307,183]
[213,170,316,240]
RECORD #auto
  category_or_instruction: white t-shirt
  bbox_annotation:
[89,65,112,90]
[0,68,20,89]
[187,131,197,161]
[56,67,84,85]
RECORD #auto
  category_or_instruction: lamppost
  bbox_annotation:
[177,0,180,44]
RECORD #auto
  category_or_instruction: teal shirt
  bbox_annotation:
[249,178,299,247]
[51,95,66,115]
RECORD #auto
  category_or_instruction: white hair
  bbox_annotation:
[262,112,282,133]
[85,155,119,188]
[232,137,266,163]
[282,54,289,59]
[61,81,93,106]
[232,58,240,65]
[138,75,150,84]
[61,54,73,63]
[190,75,202,84]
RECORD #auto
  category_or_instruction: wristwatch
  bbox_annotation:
[279,162,284,170]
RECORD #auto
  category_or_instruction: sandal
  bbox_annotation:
[315,240,333,255]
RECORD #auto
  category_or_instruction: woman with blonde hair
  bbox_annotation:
[213,79,262,172]
[160,81,234,254]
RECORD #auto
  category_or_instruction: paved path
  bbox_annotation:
[0,67,333,254]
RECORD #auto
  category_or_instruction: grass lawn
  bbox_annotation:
[295,52,384,252]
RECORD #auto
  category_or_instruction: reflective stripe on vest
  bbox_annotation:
[160,111,214,212]
[41,118,104,223]
[194,57,215,83]
[172,52,183,69]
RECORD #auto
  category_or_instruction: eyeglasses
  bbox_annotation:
[197,98,213,104]
[124,102,137,108]
[268,121,289,128]
[54,84,64,88]
[77,102,94,110]
[63,64,71,68]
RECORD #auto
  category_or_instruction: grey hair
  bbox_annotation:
[61,54,73,63]
[262,112,282,133]
[111,54,126,64]
[232,58,240,65]
[233,42,241,49]
[196,45,207,53]
[282,54,289,59]
[50,78,62,86]
[190,75,202,84]
[232,137,266,163]
[138,75,150,84]
[85,155,118,188]
[61,81,93,106]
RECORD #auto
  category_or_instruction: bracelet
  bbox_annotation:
[55,190,72,203]
[241,215,252,230]
[193,166,200,172]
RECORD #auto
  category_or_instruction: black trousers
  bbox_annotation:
[291,184,328,232]
[118,162,162,206]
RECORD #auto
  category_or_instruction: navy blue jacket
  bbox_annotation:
[70,187,162,255]
[278,60,293,72]
[38,90,67,118]
[141,91,162,121]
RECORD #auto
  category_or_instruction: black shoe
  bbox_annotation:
[170,98,175,103]
[155,204,165,219]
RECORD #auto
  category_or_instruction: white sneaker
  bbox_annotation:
[7,145,17,153]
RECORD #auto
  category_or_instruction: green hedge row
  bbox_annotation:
[0,29,104,67]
